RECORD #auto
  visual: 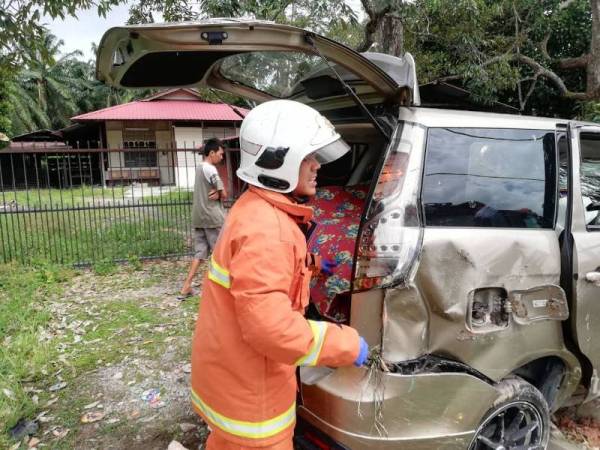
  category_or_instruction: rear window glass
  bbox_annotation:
[219,52,321,98]
[422,128,556,228]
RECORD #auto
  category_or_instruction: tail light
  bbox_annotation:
[353,122,425,291]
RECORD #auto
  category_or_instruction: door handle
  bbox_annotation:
[585,272,600,286]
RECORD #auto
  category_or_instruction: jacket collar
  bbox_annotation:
[249,186,313,223]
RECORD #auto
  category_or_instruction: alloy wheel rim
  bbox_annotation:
[472,401,544,450]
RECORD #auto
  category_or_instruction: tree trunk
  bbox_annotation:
[588,0,600,98]
[378,15,404,57]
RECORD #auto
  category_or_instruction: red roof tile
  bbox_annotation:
[72,100,248,122]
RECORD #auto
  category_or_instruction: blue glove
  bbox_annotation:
[320,258,338,276]
[354,337,369,367]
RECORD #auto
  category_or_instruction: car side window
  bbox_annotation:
[579,133,600,230]
[422,128,556,228]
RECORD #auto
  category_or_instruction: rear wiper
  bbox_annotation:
[304,33,391,142]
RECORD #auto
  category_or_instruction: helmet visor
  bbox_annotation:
[314,138,350,165]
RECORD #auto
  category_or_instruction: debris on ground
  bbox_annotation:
[556,410,600,447]
[9,419,39,441]
[48,381,67,392]
[179,423,197,433]
[167,440,189,450]
[142,388,166,409]
[50,427,70,439]
[80,411,105,423]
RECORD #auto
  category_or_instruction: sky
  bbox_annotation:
[44,2,134,61]
[44,1,365,61]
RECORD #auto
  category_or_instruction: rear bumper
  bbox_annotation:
[299,366,501,450]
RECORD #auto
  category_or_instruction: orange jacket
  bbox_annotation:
[191,186,360,447]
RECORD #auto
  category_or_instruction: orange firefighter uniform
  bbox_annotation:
[191,185,361,448]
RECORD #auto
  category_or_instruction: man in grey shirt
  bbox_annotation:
[180,138,227,297]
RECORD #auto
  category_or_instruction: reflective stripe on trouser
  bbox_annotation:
[191,389,296,439]
[208,256,231,288]
[206,432,294,450]
[294,320,327,366]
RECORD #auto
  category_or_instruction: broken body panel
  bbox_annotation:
[300,108,591,448]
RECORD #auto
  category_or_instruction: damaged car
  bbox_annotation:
[96,19,600,449]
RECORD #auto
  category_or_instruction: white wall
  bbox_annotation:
[173,127,203,188]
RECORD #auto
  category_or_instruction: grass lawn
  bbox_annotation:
[2,186,193,209]
[2,186,127,209]
[1,188,194,265]
[0,259,207,450]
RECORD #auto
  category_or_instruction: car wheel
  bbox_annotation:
[469,377,550,450]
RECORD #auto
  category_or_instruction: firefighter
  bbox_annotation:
[191,100,369,450]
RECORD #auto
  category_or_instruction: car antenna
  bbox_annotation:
[304,33,391,141]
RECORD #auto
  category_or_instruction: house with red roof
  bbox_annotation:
[71,88,247,188]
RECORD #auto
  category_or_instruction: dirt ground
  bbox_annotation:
[17,259,209,450]
[12,258,600,450]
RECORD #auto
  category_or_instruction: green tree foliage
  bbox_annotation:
[126,0,358,40]
[363,0,599,116]
[126,0,360,105]
[0,64,13,144]
[0,0,119,68]
[0,0,121,137]
[6,35,153,136]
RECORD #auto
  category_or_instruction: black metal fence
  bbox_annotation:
[0,145,241,266]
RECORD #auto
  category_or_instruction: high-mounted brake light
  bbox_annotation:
[353,123,425,291]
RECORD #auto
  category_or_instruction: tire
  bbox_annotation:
[469,376,550,450]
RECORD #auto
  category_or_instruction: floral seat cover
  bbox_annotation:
[307,185,368,323]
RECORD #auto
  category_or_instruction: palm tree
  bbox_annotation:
[6,31,93,135]
[5,74,51,136]
[21,32,91,130]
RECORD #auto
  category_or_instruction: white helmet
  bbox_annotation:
[236,100,350,193]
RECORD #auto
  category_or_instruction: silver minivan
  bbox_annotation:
[97,20,600,449]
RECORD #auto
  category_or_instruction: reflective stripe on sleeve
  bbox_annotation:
[208,256,231,289]
[295,320,327,367]
[191,389,296,439]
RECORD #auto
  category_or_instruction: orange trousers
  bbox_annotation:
[205,433,293,450]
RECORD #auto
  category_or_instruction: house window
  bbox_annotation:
[122,129,157,167]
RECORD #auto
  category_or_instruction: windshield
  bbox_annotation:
[218,51,322,98]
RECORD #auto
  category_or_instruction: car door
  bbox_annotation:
[95,19,418,106]
[568,124,600,374]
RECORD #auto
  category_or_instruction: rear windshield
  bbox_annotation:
[422,128,556,228]
[219,51,321,98]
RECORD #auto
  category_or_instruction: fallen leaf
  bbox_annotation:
[45,397,58,407]
[83,401,99,409]
[167,440,189,450]
[179,422,196,433]
[52,428,69,439]
[28,437,40,448]
[80,412,105,423]
[2,388,15,400]
[48,382,67,392]
[35,411,49,421]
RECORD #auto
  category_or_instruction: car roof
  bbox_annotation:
[399,107,573,130]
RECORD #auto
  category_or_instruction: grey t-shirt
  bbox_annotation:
[191,162,226,229]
